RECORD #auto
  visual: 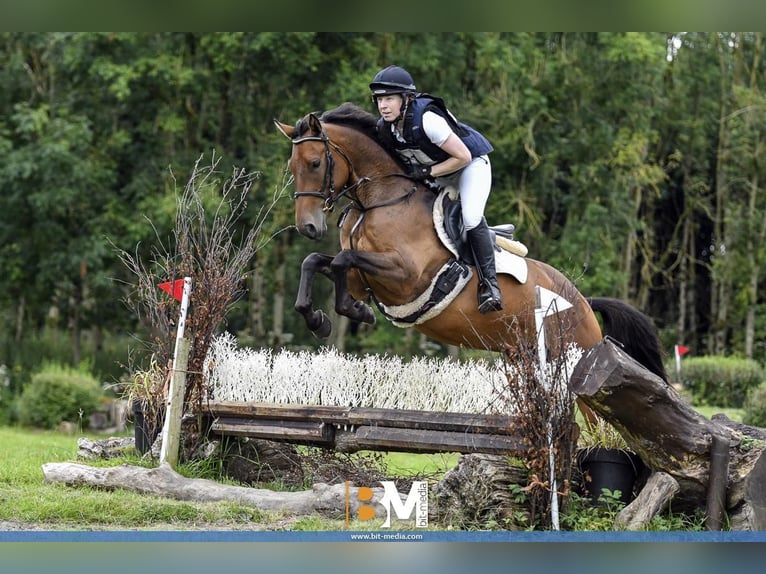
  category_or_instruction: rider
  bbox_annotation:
[369,65,503,314]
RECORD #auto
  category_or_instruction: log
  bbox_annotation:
[41,462,384,519]
[211,417,335,444]
[614,471,680,530]
[333,425,525,455]
[206,400,517,435]
[570,337,766,529]
[432,454,530,527]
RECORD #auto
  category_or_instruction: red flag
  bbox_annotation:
[158,279,186,302]
[675,344,690,357]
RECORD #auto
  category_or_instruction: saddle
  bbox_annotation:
[439,193,524,263]
[376,189,528,327]
[434,188,528,271]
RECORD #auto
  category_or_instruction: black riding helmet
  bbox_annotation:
[369,65,417,97]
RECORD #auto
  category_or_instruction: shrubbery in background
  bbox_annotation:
[679,356,764,408]
[14,363,103,429]
[744,383,766,428]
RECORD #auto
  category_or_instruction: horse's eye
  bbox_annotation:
[311,159,321,169]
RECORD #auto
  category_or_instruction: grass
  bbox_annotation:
[694,405,744,422]
[0,426,285,530]
[0,426,461,531]
[0,404,729,532]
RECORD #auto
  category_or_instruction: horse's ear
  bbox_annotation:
[308,113,323,136]
[274,120,294,139]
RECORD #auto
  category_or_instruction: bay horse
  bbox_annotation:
[274,103,667,390]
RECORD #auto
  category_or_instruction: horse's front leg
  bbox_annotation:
[295,252,336,338]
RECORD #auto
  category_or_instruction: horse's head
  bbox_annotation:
[274,113,353,240]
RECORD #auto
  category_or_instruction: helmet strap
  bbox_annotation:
[395,93,414,124]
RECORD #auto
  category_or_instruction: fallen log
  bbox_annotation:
[570,337,766,530]
[41,462,383,520]
[615,471,679,529]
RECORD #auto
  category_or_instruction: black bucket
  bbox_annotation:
[577,447,643,505]
[132,400,159,455]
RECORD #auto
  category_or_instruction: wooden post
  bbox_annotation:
[159,276,192,468]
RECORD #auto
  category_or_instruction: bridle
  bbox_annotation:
[290,128,418,219]
[290,131,362,213]
[290,123,425,302]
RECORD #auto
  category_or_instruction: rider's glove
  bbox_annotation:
[408,163,432,181]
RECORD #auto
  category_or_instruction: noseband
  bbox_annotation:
[291,128,419,240]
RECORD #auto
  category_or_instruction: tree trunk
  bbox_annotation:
[271,233,287,348]
[69,281,82,366]
[711,32,731,356]
[41,461,387,520]
[250,253,266,343]
[15,295,25,342]
[571,337,766,529]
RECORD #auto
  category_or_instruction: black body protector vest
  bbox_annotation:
[376,94,493,169]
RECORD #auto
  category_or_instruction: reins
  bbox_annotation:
[291,129,420,238]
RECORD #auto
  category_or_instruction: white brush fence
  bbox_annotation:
[205,332,514,414]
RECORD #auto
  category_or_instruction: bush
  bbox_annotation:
[744,383,766,428]
[0,364,10,425]
[14,363,103,429]
[680,356,764,408]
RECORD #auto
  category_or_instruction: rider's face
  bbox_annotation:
[376,94,404,122]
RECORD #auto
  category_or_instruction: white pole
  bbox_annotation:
[160,277,192,467]
[534,286,573,532]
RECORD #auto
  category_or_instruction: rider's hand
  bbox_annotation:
[408,163,432,181]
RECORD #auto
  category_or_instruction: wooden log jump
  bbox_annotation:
[203,400,523,455]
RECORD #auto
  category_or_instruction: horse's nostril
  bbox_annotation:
[301,223,321,240]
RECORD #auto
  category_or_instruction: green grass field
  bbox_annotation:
[0,427,463,530]
[0,401,736,531]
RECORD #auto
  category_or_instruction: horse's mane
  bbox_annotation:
[294,102,379,142]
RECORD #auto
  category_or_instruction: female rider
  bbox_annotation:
[369,65,502,314]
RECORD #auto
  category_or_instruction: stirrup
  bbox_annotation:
[477,286,503,314]
[478,297,503,314]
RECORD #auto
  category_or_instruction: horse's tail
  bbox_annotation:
[587,297,668,383]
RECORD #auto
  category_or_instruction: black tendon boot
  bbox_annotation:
[466,219,503,313]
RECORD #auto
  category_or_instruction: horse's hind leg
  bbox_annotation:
[295,252,335,338]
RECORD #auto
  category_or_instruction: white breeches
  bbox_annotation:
[435,155,492,230]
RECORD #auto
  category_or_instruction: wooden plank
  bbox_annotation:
[207,401,351,422]
[334,425,525,456]
[204,400,516,435]
[347,407,515,435]
[210,417,334,444]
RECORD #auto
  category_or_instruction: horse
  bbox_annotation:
[273,102,667,392]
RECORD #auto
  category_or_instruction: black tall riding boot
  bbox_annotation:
[467,219,503,314]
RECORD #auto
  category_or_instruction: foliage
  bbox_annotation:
[120,353,167,441]
[14,362,103,429]
[743,382,766,428]
[116,153,280,423]
[3,32,766,396]
[559,491,706,532]
[577,417,631,451]
[499,327,581,529]
[680,356,765,408]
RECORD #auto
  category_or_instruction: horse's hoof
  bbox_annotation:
[353,301,376,324]
[312,313,332,339]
